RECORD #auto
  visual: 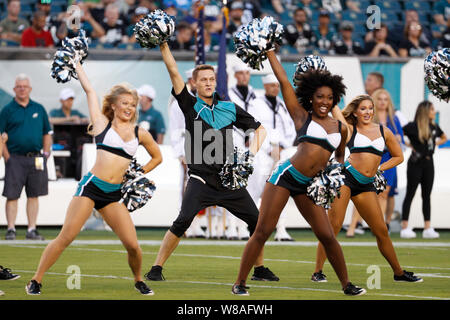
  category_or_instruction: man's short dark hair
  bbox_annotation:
[368,72,384,87]
[193,64,215,80]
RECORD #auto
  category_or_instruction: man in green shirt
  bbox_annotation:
[0,74,53,241]
[49,88,89,125]
[0,0,30,44]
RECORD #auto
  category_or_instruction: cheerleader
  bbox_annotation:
[232,50,366,296]
[25,61,163,295]
[311,95,422,284]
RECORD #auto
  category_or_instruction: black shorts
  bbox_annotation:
[267,160,312,196]
[169,176,259,237]
[343,167,377,197]
[2,154,48,199]
[75,172,122,210]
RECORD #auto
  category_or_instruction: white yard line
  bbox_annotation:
[12,269,450,300]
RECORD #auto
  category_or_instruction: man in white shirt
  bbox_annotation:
[224,62,258,240]
[247,74,296,241]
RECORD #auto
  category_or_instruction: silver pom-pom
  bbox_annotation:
[424,48,450,102]
[233,16,284,70]
[51,29,89,83]
[134,9,175,48]
[373,170,387,194]
[219,148,254,190]
[293,55,327,87]
[120,158,156,212]
[306,159,345,209]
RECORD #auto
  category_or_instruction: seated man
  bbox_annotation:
[49,88,89,125]
[0,0,29,45]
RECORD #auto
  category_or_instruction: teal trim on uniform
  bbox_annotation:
[269,160,312,185]
[194,96,236,130]
[91,175,121,193]
[96,143,126,153]
[345,161,375,184]
[287,162,313,184]
[75,172,121,195]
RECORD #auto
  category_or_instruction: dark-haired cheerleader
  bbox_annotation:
[311,95,423,284]
[232,50,366,296]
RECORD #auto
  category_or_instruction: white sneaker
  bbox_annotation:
[193,224,206,238]
[0,289,4,296]
[400,228,417,239]
[274,228,294,241]
[423,227,439,239]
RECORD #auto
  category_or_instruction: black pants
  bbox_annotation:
[401,157,434,222]
[169,177,259,237]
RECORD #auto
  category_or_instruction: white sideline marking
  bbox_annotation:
[6,243,450,271]
[2,239,450,247]
[12,269,450,300]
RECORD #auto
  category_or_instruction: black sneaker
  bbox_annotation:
[231,283,249,296]
[343,282,366,296]
[5,229,16,240]
[311,270,327,283]
[144,265,165,281]
[251,266,279,281]
[25,280,42,295]
[26,229,44,240]
[394,270,423,283]
[134,281,154,295]
[0,266,20,280]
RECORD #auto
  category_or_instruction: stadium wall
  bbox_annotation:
[0,49,448,229]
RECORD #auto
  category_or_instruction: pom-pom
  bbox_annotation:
[134,9,175,48]
[424,48,450,102]
[373,170,387,194]
[293,55,327,87]
[306,159,345,209]
[120,158,156,212]
[233,16,283,70]
[219,148,254,190]
[51,29,89,83]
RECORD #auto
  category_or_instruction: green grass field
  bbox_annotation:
[1,227,449,301]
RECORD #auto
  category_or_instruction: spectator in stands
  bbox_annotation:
[228,0,261,24]
[401,101,447,239]
[299,0,319,19]
[21,11,54,47]
[332,20,364,55]
[432,0,450,26]
[364,23,397,57]
[35,0,66,45]
[389,9,432,49]
[284,7,315,54]
[321,0,343,20]
[137,85,166,144]
[88,0,128,25]
[49,88,89,125]
[168,21,194,50]
[99,3,129,46]
[398,21,432,58]
[0,0,30,45]
[364,71,383,96]
[225,0,244,50]
[127,0,159,19]
[58,2,105,44]
[438,18,450,49]
[313,8,336,52]
[0,74,52,241]
[345,0,362,12]
[127,6,149,43]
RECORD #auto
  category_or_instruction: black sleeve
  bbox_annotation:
[234,105,261,131]
[402,122,414,139]
[171,85,196,114]
[435,123,444,138]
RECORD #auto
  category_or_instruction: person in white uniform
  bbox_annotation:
[247,74,296,241]
[168,68,206,238]
[224,62,258,240]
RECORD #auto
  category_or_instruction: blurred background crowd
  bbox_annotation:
[0,0,449,56]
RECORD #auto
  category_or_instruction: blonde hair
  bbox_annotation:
[342,94,374,125]
[415,100,433,143]
[88,83,139,135]
[372,88,397,133]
